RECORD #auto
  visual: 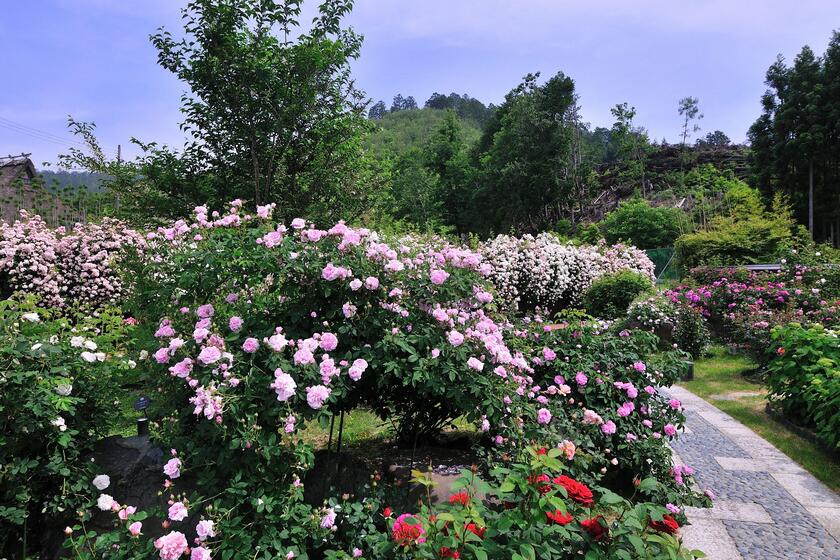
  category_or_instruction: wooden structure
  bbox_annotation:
[0,154,82,226]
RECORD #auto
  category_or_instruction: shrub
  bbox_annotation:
[583,271,654,319]
[767,324,840,450]
[601,199,690,249]
[480,234,654,314]
[673,191,808,272]
[0,296,133,552]
[672,305,710,359]
[0,211,145,310]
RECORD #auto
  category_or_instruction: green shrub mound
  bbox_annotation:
[583,271,654,319]
[767,323,840,451]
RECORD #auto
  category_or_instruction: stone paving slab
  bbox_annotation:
[665,385,840,560]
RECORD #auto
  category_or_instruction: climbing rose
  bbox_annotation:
[242,338,259,353]
[536,408,552,425]
[168,501,188,522]
[601,420,617,435]
[163,458,181,479]
[270,369,297,402]
[92,474,110,491]
[320,332,338,351]
[348,358,368,381]
[447,330,464,346]
[306,385,331,409]
[197,346,222,365]
[195,520,215,541]
[430,269,450,285]
[228,316,243,331]
[154,531,188,560]
[97,494,114,511]
[128,521,142,536]
[320,508,337,529]
[191,547,212,560]
[467,357,484,371]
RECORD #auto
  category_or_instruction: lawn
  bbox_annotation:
[686,346,840,493]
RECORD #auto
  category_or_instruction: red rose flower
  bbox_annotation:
[536,447,548,455]
[449,492,470,506]
[649,514,680,535]
[546,509,574,526]
[553,475,594,505]
[383,507,392,518]
[440,547,460,559]
[464,522,486,539]
[581,517,608,541]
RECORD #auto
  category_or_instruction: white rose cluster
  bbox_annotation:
[0,212,145,309]
[480,233,655,313]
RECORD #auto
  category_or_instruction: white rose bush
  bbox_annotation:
[480,233,654,314]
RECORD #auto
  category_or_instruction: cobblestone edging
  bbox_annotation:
[664,385,840,560]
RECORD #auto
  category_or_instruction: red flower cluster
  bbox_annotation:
[449,492,470,506]
[581,516,608,541]
[440,547,460,558]
[649,514,680,535]
[553,475,594,505]
[546,509,574,526]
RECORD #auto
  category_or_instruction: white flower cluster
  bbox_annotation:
[480,233,655,313]
[627,296,677,329]
[0,212,145,309]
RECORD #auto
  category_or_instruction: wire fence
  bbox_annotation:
[645,247,679,284]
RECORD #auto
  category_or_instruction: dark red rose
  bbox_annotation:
[581,517,608,541]
[649,514,680,535]
[546,509,574,526]
[536,447,548,455]
[383,506,392,518]
[464,522,486,539]
[553,475,594,505]
[440,547,460,559]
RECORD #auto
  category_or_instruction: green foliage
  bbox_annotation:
[674,181,809,270]
[583,271,654,319]
[469,72,578,235]
[0,297,132,552]
[767,324,840,450]
[672,305,711,360]
[574,223,602,245]
[601,199,690,249]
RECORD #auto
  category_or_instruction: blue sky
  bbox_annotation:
[2,0,839,168]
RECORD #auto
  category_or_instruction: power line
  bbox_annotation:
[0,116,118,155]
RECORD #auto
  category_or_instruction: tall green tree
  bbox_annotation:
[470,72,577,235]
[150,0,374,222]
[749,32,839,244]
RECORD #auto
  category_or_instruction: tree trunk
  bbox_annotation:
[808,158,814,238]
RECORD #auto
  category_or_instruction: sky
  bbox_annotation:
[1,0,839,168]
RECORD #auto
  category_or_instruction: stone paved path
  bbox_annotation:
[665,385,840,560]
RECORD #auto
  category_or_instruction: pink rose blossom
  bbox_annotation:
[129,521,142,536]
[168,501,188,522]
[154,531,188,560]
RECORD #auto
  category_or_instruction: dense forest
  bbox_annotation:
[49,0,839,248]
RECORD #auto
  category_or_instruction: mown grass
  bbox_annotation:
[686,346,840,493]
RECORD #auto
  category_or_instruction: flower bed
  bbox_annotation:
[1,203,708,559]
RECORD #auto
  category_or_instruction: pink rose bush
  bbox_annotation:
[0,211,145,309]
[40,201,706,559]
